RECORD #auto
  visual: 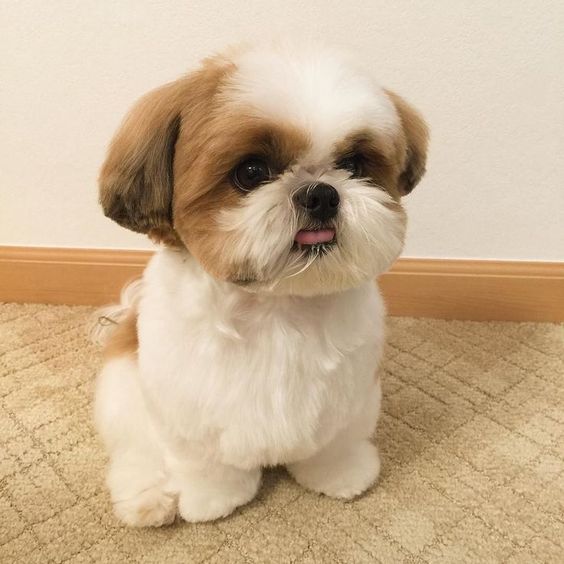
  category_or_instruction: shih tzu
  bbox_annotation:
[93,42,428,527]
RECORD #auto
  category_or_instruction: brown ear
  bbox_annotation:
[386,90,429,195]
[99,81,183,234]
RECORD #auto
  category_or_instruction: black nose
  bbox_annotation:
[294,183,340,221]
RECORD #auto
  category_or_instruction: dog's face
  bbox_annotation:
[100,44,428,295]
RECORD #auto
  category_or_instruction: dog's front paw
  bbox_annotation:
[177,467,261,523]
[288,439,380,499]
[113,485,177,527]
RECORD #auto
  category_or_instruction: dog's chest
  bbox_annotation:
[138,273,384,467]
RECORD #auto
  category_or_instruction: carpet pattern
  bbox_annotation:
[0,302,563,563]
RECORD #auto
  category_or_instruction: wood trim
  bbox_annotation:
[379,258,564,321]
[0,247,151,306]
[1,246,563,321]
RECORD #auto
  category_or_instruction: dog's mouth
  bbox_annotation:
[232,229,337,288]
[294,228,335,246]
[293,228,336,254]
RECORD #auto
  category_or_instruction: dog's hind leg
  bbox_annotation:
[94,356,177,527]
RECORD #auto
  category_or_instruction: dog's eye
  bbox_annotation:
[232,158,271,192]
[337,155,363,178]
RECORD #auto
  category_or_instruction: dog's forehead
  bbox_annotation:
[222,45,400,160]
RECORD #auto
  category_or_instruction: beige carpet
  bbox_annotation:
[0,303,563,564]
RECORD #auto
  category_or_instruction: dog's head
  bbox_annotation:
[100,44,428,295]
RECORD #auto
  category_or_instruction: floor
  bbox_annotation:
[0,303,563,563]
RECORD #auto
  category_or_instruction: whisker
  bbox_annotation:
[282,247,319,280]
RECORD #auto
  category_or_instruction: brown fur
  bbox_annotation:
[332,130,404,201]
[331,91,429,202]
[174,117,309,280]
[99,57,236,241]
[103,312,139,359]
[385,90,429,195]
[148,227,183,247]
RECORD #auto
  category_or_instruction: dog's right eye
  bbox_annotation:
[232,158,271,192]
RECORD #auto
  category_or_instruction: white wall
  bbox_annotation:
[1,0,563,260]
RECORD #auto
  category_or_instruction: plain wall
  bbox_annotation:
[1,0,563,260]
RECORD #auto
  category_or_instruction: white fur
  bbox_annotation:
[224,41,400,159]
[218,166,406,296]
[94,249,385,525]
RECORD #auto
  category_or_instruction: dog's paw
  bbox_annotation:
[289,439,380,499]
[113,486,177,527]
[177,468,261,523]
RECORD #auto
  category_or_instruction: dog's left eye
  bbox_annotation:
[337,155,363,178]
[232,158,271,192]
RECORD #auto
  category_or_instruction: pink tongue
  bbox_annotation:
[295,229,335,245]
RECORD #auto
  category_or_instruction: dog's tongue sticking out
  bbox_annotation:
[294,229,335,246]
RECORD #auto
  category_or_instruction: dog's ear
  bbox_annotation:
[385,90,429,195]
[99,81,183,234]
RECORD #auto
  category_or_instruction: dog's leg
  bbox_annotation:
[287,380,382,499]
[94,357,177,527]
[170,459,261,523]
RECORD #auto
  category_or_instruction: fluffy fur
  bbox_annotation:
[94,42,428,526]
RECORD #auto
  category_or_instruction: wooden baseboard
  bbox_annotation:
[1,246,563,321]
[379,259,563,321]
[0,247,151,307]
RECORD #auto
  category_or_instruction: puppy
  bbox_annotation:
[94,42,428,527]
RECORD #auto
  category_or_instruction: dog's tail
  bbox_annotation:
[88,278,143,346]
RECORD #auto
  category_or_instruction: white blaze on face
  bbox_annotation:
[223,42,400,161]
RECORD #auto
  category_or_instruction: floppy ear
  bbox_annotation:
[99,82,183,234]
[385,90,429,195]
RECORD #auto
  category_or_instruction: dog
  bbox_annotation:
[93,42,428,527]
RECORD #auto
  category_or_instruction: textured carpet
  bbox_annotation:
[0,303,563,563]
